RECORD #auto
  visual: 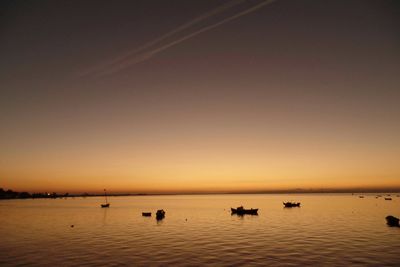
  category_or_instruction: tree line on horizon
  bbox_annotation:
[0,188,70,199]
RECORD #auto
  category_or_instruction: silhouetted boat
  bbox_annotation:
[283,202,301,207]
[385,197,392,200]
[156,209,165,220]
[359,196,364,198]
[231,206,258,215]
[386,215,399,227]
[101,189,110,208]
[142,212,151,217]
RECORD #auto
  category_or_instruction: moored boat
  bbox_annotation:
[142,212,151,217]
[156,209,165,220]
[385,197,392,200]
[386,215,400,227]
[283,202,301,208]
[231,206,258,215]
[101,189,110,208]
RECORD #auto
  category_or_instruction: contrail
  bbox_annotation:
[80,0,247,77]
[89,0,277,77]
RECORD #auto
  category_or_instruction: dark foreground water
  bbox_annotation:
[1,194,399,266]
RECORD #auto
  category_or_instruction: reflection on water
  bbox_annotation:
[102,207,108,226]
[0,194,400,266]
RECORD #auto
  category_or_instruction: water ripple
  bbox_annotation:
[1,194,400,266]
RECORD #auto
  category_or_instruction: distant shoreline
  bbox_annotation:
[1,188,400,200]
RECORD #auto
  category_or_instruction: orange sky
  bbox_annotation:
[2,125,400,193]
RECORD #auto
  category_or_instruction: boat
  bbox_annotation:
[142,212,151,217]
[385,197,392,200]
[156,209,165,220]
[386,215,400,227]
[100,189,110,208]
[231,206,258,215]
[359,196,364,198]
[283,202,301,208]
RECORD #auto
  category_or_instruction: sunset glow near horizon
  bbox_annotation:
[1,0,399,193]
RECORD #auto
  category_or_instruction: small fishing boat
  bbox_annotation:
[386,215,399,227]
[283,202,301,208]
[142,212,151,217]
[385,197,392,200]
[359,196,364,198]
[156,209,165,220]
[231,206,258,215]
[101,189,110,208]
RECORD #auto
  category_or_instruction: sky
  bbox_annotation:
[1,0,399,193]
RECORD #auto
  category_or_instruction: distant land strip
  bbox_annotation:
[1,187,400,200]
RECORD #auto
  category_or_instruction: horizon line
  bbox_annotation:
[3,187,400,195]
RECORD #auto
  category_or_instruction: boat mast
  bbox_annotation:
[104,189,108,204]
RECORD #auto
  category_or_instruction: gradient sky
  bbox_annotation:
[1,0,400,193]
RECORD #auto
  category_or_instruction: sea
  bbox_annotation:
[1,194,399,266]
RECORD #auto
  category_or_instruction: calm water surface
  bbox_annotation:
[1,194,399,266]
